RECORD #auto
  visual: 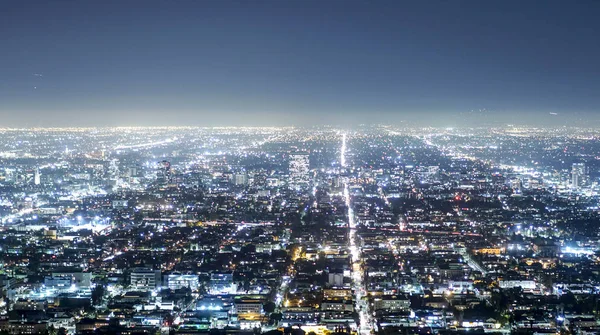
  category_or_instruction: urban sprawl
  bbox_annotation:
[0,126,599,335]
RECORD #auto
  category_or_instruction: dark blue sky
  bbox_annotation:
[2,0,600,127]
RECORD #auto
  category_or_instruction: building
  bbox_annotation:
[571,162,587,189]
[234,299,263,315]
[209,273,236,295]
[289,152,310,190]
[130,268,162,291]
[6,321,48,335]
[328,273,344,286]
[373,295,411,311]
[165,274,199,291]
[323,288,352,299]
[533,239,560,258]
[112,200,128,209]
[51,269,92,288]
[321,299,354,312]
[0,310,49,335]
[157,160,172,186]
[498,279,536,290]
[44,276,72,292]
[34,168,40,185]
[281,307,319,325]
[232,173,248,186]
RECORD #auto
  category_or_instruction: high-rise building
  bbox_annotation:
[34,168,41,185]
[289,152,310,190]
[232,173,248,186]
[157,160,172,186]
[572,163,587,189]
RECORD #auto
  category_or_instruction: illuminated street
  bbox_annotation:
[341,133,375,335]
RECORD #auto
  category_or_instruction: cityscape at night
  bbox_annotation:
[2,1,600,335]
[1,126,600,335]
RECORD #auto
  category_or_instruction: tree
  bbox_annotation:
[291,327,306,335]
[559,291,578,311]
[351,311,360,325]
[92,284,106,305]
[270,312,282,325]
[240,244,256,254]
[264,301,277,314]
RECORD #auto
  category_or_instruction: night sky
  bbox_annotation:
[2,0,600,127]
